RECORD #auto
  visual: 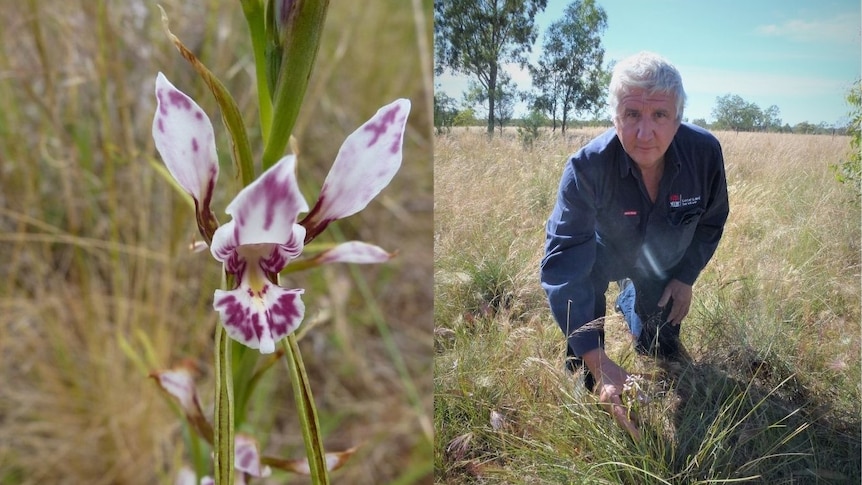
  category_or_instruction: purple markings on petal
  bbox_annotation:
[266,287,305,338]
[235,434,272,478]
[300,99,411,242]
[363,103,401,147]
[152,72,219,204]
[213,283,305,354]
[168,89,192,110]
[259,225,305,274]
[210,155,308,268]
[213,291,255,340]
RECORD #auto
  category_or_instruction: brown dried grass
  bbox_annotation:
[0,1,433,483]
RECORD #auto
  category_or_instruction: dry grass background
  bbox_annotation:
[0,1,432,483]
[434,127,861,483]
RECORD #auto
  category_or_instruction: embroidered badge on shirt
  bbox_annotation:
[669,194,701,208]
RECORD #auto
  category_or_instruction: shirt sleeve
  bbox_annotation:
[540,157,603,357]
[672,143,730,285]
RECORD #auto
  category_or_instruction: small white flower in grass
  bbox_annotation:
[622,374,650,404]
[490,410,506,431]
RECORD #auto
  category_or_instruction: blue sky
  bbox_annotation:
[435,0,861,126]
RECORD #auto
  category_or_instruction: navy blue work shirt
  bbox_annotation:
[540,123,729,356]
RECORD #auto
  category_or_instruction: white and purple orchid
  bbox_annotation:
[152,72,410,354]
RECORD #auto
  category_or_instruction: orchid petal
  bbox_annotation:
[152,72,219,206]
[149,364,200,416]
[315,241,394,265]
[213,272,305,354]
[301,99,411,240]
[150,363,214,443]
[211,155,307,271]
[235,434,272,478]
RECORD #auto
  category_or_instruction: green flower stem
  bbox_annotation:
[261,0,330,170]
[231,341,263,428]
[214,322,235,485]
[239,0,273,143]
[282,333,329,484]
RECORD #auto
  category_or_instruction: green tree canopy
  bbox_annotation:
[434,88,459,134]
[711,94,783,132]
[529,0,607,133]
[435,0,547,135]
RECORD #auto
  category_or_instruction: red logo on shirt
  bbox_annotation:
[669,194,681,208]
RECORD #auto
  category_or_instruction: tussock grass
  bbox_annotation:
[434,128,860,483]
[0,1,432,483]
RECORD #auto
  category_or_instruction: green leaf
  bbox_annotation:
[262,0,330,170]
[283,332,330,484]
[214,323,235,484]
[240,0,274,143]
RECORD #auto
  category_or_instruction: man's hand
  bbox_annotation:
[658,278,692,326]
[582,348,641,440]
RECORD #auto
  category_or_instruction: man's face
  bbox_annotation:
[613,88,681,169]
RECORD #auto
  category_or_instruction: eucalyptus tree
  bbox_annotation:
[435,0,547,135]
[529,0,607,132]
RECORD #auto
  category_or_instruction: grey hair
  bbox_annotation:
[608,51,687,121]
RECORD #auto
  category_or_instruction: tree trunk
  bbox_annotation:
[487,63,497,135]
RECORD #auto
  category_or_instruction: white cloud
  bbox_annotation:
[755,15,860,45]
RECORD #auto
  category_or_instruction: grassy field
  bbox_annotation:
[0,1,432,483]
[434,127,861,483]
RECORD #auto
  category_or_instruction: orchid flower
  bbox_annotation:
[151,72,411,354]
[209,154,308,354]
